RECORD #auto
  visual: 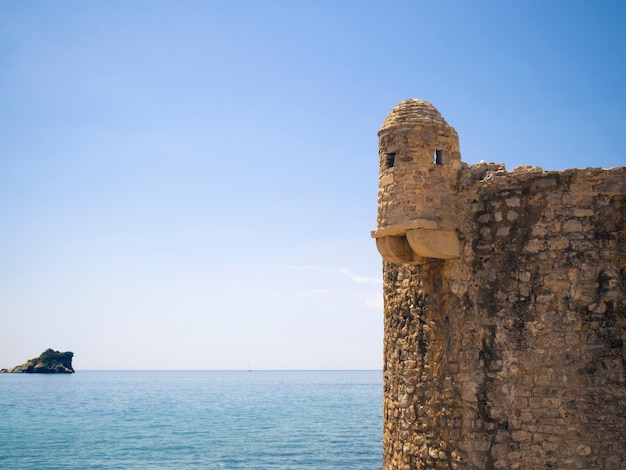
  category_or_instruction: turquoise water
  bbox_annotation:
[0,370,382,469]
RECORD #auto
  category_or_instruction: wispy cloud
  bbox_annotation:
[286,265,328,272]
[287,265,382,284]
[339,268,382,284]
[297,289,331,298]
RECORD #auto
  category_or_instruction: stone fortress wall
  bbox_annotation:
[372,100,625,469]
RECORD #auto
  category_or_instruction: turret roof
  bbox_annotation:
[380,99,449,132]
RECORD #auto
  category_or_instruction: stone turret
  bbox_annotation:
[371,99,463,264]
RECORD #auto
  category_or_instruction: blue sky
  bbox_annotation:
[1,1,624,370]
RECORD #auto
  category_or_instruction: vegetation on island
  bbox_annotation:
[36,349,74,368]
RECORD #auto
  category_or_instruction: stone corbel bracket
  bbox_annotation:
[371,219,461,265]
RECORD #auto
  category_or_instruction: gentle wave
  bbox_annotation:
[0,370,382,469]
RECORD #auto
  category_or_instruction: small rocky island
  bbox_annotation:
[1,348,75,373]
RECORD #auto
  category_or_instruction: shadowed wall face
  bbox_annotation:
[376,100,626,470]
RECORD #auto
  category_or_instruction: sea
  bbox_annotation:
[0,370,382,469]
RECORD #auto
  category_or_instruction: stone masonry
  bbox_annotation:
[373,99,626,469]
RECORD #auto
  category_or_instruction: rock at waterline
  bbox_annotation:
[1,348,75,373]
